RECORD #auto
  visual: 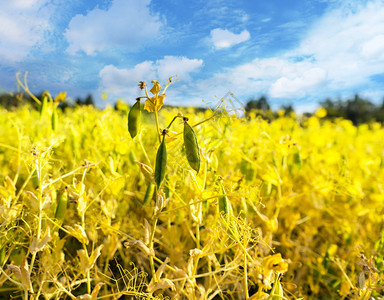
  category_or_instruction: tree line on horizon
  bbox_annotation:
[1,91,384,125]
[245,94,384,125]
[0,92,95,110]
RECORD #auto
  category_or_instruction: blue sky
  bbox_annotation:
[1,0,384,111]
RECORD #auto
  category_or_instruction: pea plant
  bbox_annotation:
[125,79,210,292]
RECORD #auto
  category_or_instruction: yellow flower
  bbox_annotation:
[150,80,161,95]
[54,92,67,103]
[260,253,288,289]
[315,107,327,118]
[144,94,166,112]
[263,253,288,273]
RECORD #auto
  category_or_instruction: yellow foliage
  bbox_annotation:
[0,101,384,299]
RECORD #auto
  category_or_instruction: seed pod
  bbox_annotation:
[218,181,232,216]
[143,182,155,206]
[55,188,68,225]
[51,108,58,132]
[39,94,47,118]
[183,118,200,173]
[0,247,4,266]
[155,131,167,188]
[128,99,141,138]
[164,174,170,199]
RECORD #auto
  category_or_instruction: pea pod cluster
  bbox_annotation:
[128,99,141,138]
[183,117,200,173]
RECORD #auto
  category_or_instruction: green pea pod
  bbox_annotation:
[128,100,141,138]
[0,246,4,266]
[52,108,58,132]
[184,120,200,173]
[143,182,155,206]
[164,174,170,198]
[293,150,302,168]
[155,134,167,188]
[218,181,232,216]
[55,188,68,225]
[40,95,47,118]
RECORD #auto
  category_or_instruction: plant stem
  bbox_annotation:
[196,224,200,249]
[30,156,43,274]
[16,72,41,105]
[244,252,249,299]
[138,134,152,166]
[149,217,159,281]
[84,244,91,294]
[166,116,181,130]
[154,111,161,143]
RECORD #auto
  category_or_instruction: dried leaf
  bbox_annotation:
[154,257,170,282]
[64,224,89,245]
[147,278,176,293]
[76,295,92,300]
[144,218,151,245]
[189,248,202,258]
[7,264,21,279]
[20,257,33,293]
[78,245,103,273]
[88,245,103,271]
[30,227,51,253]
[124,240,155,256]
[136,162,155,184]
[91,282,104,299]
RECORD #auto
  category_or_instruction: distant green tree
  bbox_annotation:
[320,98,345,119]
[374,98,384,122]
[0,93,20,108]
[280,103,294,116]
[345,94,376,124]
[245,96,270,113]
[75,94,94,106]
[0,92,40,109]
[321,94,377,125]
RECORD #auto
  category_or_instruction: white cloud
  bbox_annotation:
[193,0,384,104]
[296,0,384,87]
[11,0,40,9]
[0,0,51,61]
[362,35,384,60]
[209,28,250,49]
[156,56,204,80]
[270,68,327,98]
[99,62,156,93]
[98,56,203,100]
[65,0,164,55]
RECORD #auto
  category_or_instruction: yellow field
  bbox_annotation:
[0,96,384,299]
